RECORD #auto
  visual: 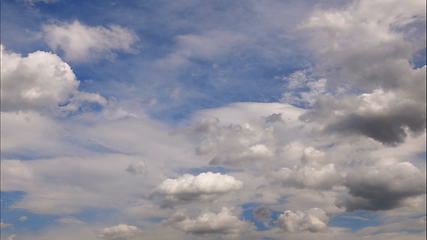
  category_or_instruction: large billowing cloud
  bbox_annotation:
[288,0,426,145]
[341,160,426,211]
[0,46,105,113]
[1,0,426,239]
[43,21,138,62]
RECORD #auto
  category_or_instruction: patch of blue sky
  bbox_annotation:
[412,48,426,68]
[241,202,283,231]
[0,192,58,233]
[329,211,381,231]
[416,151,426,160]
[181,166,237,175]
[2,0,315,125]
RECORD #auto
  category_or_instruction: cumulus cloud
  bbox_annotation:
[272,146,342,190]
[167,208,250,237]
[97,224,141,240]
[275,163,341,190]
[341,160,426,211]
[0,46,106,113]
[278,208,329,233]
[293,0,426,145]
[156,172,242,205]
[43,20,138,62]
[303,87,426,145]
[189,102,305,167]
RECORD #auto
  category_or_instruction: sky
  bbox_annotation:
[0,0,426,239]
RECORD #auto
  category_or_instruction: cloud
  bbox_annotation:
[126,161,145,175]
[43,20,138,62]
[0,154,152,214]
[253,205,273,225]
[1,222,12,229]
[6,234,16,240]
[189,102,305,167]
[274,163,341,190]
[57,217,85,225]
[278,208,329,233]
[167,207,250,237]
[97,224,141,240]
[18,216,28,222]
[0,46,106,113]
[303,87,426,145]
[156,30,245,68]
[341,160,426,211]
[156,172,242,206]
[292,0,426,145]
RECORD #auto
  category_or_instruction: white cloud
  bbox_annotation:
[168,207,251,237]
[0,46,106,113]
[43,21,138,62]
[157,172,242,205]
[156,30,244,68]
[278,208,329,233]
[97,224,141,240]
[275,163,341,190]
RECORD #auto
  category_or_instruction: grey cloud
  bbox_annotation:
[327,103,426,145]
[295,0,426,145]
[340,161,426,211]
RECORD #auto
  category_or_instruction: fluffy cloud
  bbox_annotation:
[97,224,141,240]
[274,163,341,190]
[0,46,106,113]
[190,102,305,167]
[290,0,426,145]
[157,172,242,205]
[43,21,138,62]
[278,208,329,233]
[167,208,250,237]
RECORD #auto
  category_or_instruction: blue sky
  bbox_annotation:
[1,0,426,240]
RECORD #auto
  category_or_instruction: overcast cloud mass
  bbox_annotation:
[1,0,426,239]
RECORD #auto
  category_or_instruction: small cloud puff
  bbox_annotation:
[157,172,242,205]
[278,208,329,233]
[97,224,141,240]
[167,207,250,236]
[43,20,139,62]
